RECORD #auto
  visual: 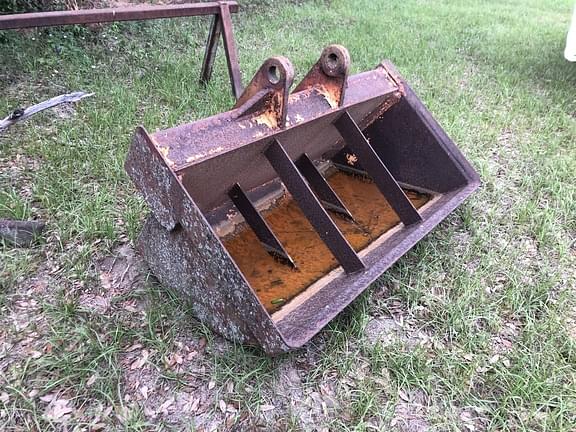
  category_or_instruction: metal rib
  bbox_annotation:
[295,154,354,221]
[333,111,422,226]
[228,183,295,267]
[264,140,364,274]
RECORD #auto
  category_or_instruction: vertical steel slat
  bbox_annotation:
[333,111,422,226]
[228,183,295,267]
[295,153,354,220]
[264,139,365,274]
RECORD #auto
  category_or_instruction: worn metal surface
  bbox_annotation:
[218,3,243,99]
[199,2,243,99]
[293,45,350,108]
[233,56,295,128]
[0,1,242,99]
[127,128,289,354]
[126,45,480,354]
[155,66,399,214]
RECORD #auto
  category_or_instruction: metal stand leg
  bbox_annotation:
[200,3,243,100]
[219,3,243,99]
[200,12,222,86]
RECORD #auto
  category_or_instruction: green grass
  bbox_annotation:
[1,0,575,430]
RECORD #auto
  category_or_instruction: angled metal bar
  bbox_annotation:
[228,183,295,268]
[333,111,422,226]
[219,2,243,100]
[295,154,354,221]
[264,140,365,274]
[200,12,222,85]
[0,2,239,29]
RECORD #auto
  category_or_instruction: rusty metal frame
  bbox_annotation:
[126,46,480,354]
[0,1,243,98]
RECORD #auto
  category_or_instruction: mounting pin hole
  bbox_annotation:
[327,53,339,69]
[268,65,280,84]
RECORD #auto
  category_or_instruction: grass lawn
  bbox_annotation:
[1,0,575,430]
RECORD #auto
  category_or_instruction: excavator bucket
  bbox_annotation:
[125,45,480,354]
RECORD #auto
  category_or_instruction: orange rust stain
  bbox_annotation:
[316,84,340,108]
[159,146,175,167]
[255,111,277,128]
[222,172,430,313]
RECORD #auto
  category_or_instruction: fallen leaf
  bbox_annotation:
[160,397,174,414]
[198,337,207,351]
[139,385,149,400]
[0,393,9,403]
[189,397,200,413]
[398,390,410,402]
[259,404,275,412]
[225,413,236,428]
[44,398,74,420]
[86,374,97,387]
[123,304,139,313]
[126,343,143,352]
[166,353,184,368]
[115,405,130,424]
[488,354,500,364]
[130,350,149,370]
[208,381,216,390]
[99,273,113,290]
[40,393,56,403]
[143,405,156,419]
[219,400,227,413]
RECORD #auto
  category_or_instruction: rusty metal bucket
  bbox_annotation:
[125,45,480,354]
